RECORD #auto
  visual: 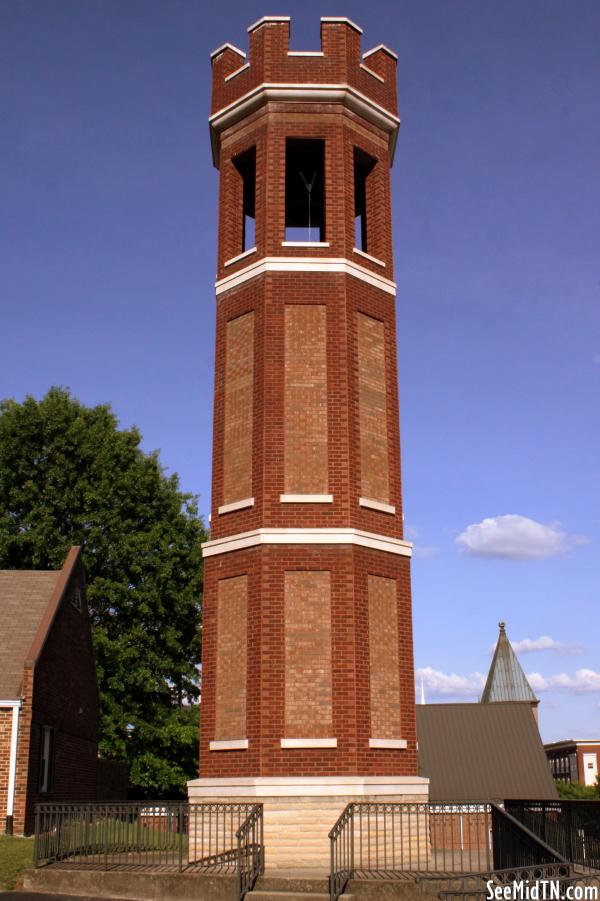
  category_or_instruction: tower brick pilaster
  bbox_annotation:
[189,16,428,867]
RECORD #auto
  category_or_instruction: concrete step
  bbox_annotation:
[253,876,329,893]
[247,892,332,900]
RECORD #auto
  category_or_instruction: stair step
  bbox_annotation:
[248,893,331,900]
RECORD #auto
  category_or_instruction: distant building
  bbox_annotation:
[417,702,557,802]
[0,547,99,835]
[481,622,539,722]
[544,740,600,786]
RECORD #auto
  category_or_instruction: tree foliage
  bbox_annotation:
[0,387,205,796]
[554,778,600,800]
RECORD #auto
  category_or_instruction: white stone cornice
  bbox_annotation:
[188,774,429,798]
[215,255,396,296]
[209,83,400,165]
[201,527,412,558]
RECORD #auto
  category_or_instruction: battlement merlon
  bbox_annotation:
[209,17,400,168]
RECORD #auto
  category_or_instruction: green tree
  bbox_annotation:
[554,779,600,800]
[0,387,205,797]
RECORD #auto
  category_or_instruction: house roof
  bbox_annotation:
[481,622,538,704]
[0,548,80,698]
[416,702,558,802]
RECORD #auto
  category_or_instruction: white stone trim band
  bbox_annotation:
[216,256,396,296]
[321,16,363,34]
[224,246,256,267]
[360,63,384,84]
[359,497,396,515]
[248,16,290,33]
[188,774,429,798]
[280,494,333,504]
[211,43,246,61]
[288,51,325,58]
[218,497,254,515]
[0,700,22,708]
[369,738,407,749]
[281,738,337,749]
[363,44,398,62]
[209,83,400,166]
[224,63,250,83]
[202,527,412,558]
[353,247,386,267]
[209,739,249,751]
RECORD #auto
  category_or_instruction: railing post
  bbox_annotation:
[178,803,184,873]
[33,806,40,867]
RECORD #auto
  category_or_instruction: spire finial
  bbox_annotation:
[499,621,506,632]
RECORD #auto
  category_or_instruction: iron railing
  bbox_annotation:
[437,867,600,901]
[329,802,494,900]
[236,803,264,901]
[34,802,264,898]
[506,800,600,870]
[491,804,567,870]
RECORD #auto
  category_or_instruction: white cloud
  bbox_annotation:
[456,514,588,560]
[500,635,583,655]
[416,666,485,699]
[527,669,600,694]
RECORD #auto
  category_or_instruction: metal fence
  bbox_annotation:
[505,800,600,871]
[34,802,264,899]
[329,802,494,901]
[490,805,566,870]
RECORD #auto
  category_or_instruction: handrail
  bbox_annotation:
[329,803,354,901]
[236,803,264,900]
[505,800,600,870]
[491,803,567,869]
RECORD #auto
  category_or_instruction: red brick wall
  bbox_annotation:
[200,544,417,779]
[210,274,404,539]
[215,575,248,740]
[211,20,398,121]
[222,311,255,505]
[357,313,390,504]
[284,305,328,494]
[368,575,401,738]
[201,19,417,783]
[21,558,99,833]
[284,571,332,737]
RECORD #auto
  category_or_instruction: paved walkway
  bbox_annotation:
[1,894,133,901]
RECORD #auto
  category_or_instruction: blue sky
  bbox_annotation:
[2,0,598,743]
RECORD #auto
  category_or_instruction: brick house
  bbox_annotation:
[0,546,99,835]
[544,740,600,786]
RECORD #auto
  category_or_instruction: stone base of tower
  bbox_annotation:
[187,776,429,870]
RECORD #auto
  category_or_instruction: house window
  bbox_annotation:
[71,587,82,611]
[285,138,325,242]
[39,725,54,793]
[233,147,256,252]
[354,147,377,253]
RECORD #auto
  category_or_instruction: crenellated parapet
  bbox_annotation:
[209,17,399,167]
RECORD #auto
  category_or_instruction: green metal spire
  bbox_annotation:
[481,622,538,704]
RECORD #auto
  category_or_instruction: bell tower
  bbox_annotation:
[188,16,428,867]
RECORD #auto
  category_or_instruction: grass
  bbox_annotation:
[0,834,35,890]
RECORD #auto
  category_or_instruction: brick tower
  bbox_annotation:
[188,16,428,866]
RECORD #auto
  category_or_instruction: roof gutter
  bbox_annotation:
[2,699,23,835]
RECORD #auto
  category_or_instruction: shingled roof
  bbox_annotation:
[481,622,538,705]
[417,702,557,801]
[0,548,80,698]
